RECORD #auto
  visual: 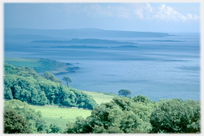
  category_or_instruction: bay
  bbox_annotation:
[4,32,200,101]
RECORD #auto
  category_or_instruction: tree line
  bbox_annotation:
[4,96,200,133]
[64,96,200,133]
[4,63,98,109]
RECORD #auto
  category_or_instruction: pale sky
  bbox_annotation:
[4,3,200,32]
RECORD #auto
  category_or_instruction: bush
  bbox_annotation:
[150,99,200,133]
[4,110,31,134]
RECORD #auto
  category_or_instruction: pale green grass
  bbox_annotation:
[82,91,114,105]
[28,91,114,128]
[29,105,92,128]
[5,57,39,62]
[5,58,40,67]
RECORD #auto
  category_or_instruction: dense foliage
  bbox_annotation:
[4,100,47,133]
[4,110,31,134]
[4,63,98,109]
[118,89,131,97]
[64,96,200,133]
[150,99,200,133]
[64,96,154,133]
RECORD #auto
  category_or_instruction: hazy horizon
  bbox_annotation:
[4,3,200,33]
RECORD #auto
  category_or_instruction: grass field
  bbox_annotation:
[28,91,115,129]
[29,105,92,129]
[4,58,40,67]
[82,91,114,105]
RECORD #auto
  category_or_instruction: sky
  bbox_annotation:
[4,3,200,32]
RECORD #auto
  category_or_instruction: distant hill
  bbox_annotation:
[31,38,135,44]
[4,34,55,40]
[5,28,170,39]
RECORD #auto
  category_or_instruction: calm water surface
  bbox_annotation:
[4,33,200,101]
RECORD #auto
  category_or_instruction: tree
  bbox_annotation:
[43,72,62,84]
[118,89,131,97]
[4,110,31,134]
[4,100,48,133]
[49,124,63,133]
[62,76,72,87]
[38,91,48,105]
[150,99,200,133]
[64,97,153,133]
[4,63,98,109]
[132,95,152,104]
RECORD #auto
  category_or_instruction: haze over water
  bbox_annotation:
[4,31,200,101]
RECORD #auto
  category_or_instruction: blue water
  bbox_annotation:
[4,33,200,101]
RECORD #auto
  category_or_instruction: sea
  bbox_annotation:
[4,32,200,101]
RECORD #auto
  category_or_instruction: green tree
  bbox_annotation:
[132,95,152,104]
[62,76,72,87]
[4,99,48,133]
[150,99,200,133]
[4,110,31,134]
[64,97,153,133]
[43,72,62,84]
[118,89,131,97]
[4,63,97,109]
[49,124,63,133]
[38,91,48,105]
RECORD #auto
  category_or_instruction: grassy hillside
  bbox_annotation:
[82,91,115,105]
[4,58,40,67]
[5,57,79,74]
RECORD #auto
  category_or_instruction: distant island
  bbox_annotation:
[5,28,171,39]
[135,40,185,42]
[31,38,136,44]
[33,45,139,49]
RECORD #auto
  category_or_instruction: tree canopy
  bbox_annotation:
[64,97,153,133]
[4,100,47,133]
[62,76,72,86]
[64,96,200,134]
[4,110,31,134]
[150,99,200,133]
[118,89,131,97]
[4,63,97,109]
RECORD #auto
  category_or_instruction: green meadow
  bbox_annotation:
[82,91,115,105]
[28,91,115,128]
[4,58,40,67]
[29,105,92,129]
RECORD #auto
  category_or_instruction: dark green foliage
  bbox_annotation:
[64,96,200,134]
[38,91,48,105]
[62,76,72,86]
[150,99,200,133]
[43,72,62,84]
[4,100,48,133]
[118,89,131,97]
[132,95,152,104]
[4,63,98,109]
[64,97,153,133]
[4,110,31,134]
[48,124,63,133]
